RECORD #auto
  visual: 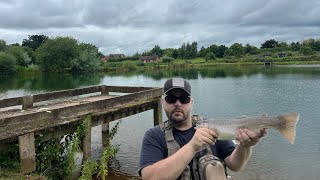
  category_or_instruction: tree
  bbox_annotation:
[0,39,7,52]
[261,39,279,48]
[215,45,228,58]
[10,43,20,46]
[6,46,29,67]
[185,42,192,59]
[223,49,234,57]
[20,46,36,64]
[300,46,314,56]
[163,48,174,57]
[71,49,101,72]
[179,43,186,59]
[290,42,301,51]
[35,37,79,72]
[229,43,244,57]
[78,43,99,54]
[198,46,207,57]
[190,41,198,59]
[171,49,179,59]
[205,52,216,61]
[278,42,288,48]
[244,44,258,54]
[22,35,49,51]
[161,56,174,63]
[150,45,163,57]
[0,52,17,75]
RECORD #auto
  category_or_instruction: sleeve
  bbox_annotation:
[138,126,167,176]
[215,140,236,160]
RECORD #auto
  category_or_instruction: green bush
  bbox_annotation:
[0,52,17,75]
[35,37,79,72]
[117,61,139,71]
[6,46,29,67]
[71,49,101,72]
[300,47,314,56]
[205,52,216,61]
[161,56,174,63]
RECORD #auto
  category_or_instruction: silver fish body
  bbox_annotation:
[196,112,300,144]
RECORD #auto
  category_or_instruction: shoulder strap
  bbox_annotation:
[161,120,180,156]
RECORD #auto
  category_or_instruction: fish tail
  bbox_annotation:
[277,113,300,144]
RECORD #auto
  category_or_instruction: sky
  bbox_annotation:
[0,0,320,55]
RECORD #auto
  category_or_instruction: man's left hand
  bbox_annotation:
[236,128,267,148]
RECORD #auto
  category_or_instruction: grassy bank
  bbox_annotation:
[9,55,320,75]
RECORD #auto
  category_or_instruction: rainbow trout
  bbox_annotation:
[195,112,300,144]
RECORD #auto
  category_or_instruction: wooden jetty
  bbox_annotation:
[264,61,273,66]
[0,85,163,174]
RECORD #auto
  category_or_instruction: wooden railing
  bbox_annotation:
[0,85,163,175]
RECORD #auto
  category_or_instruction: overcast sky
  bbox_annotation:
[1,0,320,55]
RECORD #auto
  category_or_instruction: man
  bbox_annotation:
[139,77,266,180]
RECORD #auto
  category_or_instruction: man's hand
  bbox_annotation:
[236,128,267,148]
[188,128,219,152]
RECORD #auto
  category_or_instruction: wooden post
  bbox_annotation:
[102,122,110,148]
[82,118,92,161]
[22,95,33,110]
[101,86,109,95]
[153,99,162,126]
[18,133,36,174]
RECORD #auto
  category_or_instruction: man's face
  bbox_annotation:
[162,89,192,126]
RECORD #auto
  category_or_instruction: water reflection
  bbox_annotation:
[1,65,320,179]
[0,72,104,95]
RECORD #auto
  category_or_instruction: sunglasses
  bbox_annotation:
[164,94,191,104]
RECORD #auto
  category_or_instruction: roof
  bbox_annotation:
[139,56,159,60]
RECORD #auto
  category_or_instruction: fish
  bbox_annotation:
[195,112,300,144]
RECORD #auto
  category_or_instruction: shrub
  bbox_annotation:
[35,37,79,72]
[205,52,216,61]
[0,52,17,75]
[6,46,29,67]
[161,56,174,63]
[287,52,293,57]
[117,61,139,71]
[71,49,101,72]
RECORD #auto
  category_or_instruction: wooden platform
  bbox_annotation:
[0,85,163,174]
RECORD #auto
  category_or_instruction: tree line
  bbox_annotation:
[0,35,103,75]
[1,35,320,75]
[140,38,320,61]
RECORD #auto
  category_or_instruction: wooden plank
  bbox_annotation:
[33,86,103,103]
[18,133,36,174]
[101,86,109,95]
[0,88,162,141]
[0,99,158,147]
[0,97,22,108]
[153,99,162,126]
[105,86,155,93]
[22,96,33,110]
[82,118,91,161]
[102,122,109,148]
[0,86,159,109]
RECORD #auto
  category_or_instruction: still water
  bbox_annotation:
[1,65,320,180]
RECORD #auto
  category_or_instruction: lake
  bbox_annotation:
[1,64,320,180]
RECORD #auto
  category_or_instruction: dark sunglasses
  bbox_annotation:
[164,94,191,104]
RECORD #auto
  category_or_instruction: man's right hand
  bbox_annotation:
[188,127,219,152]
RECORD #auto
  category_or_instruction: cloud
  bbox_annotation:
[0,0,319,55]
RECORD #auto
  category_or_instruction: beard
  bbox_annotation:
[167,108,190,126]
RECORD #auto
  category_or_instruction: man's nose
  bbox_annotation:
[174,99,182,106]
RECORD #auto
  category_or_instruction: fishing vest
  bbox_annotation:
[161,115,232,180]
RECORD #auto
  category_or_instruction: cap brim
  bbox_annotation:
[164,87,191,95]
